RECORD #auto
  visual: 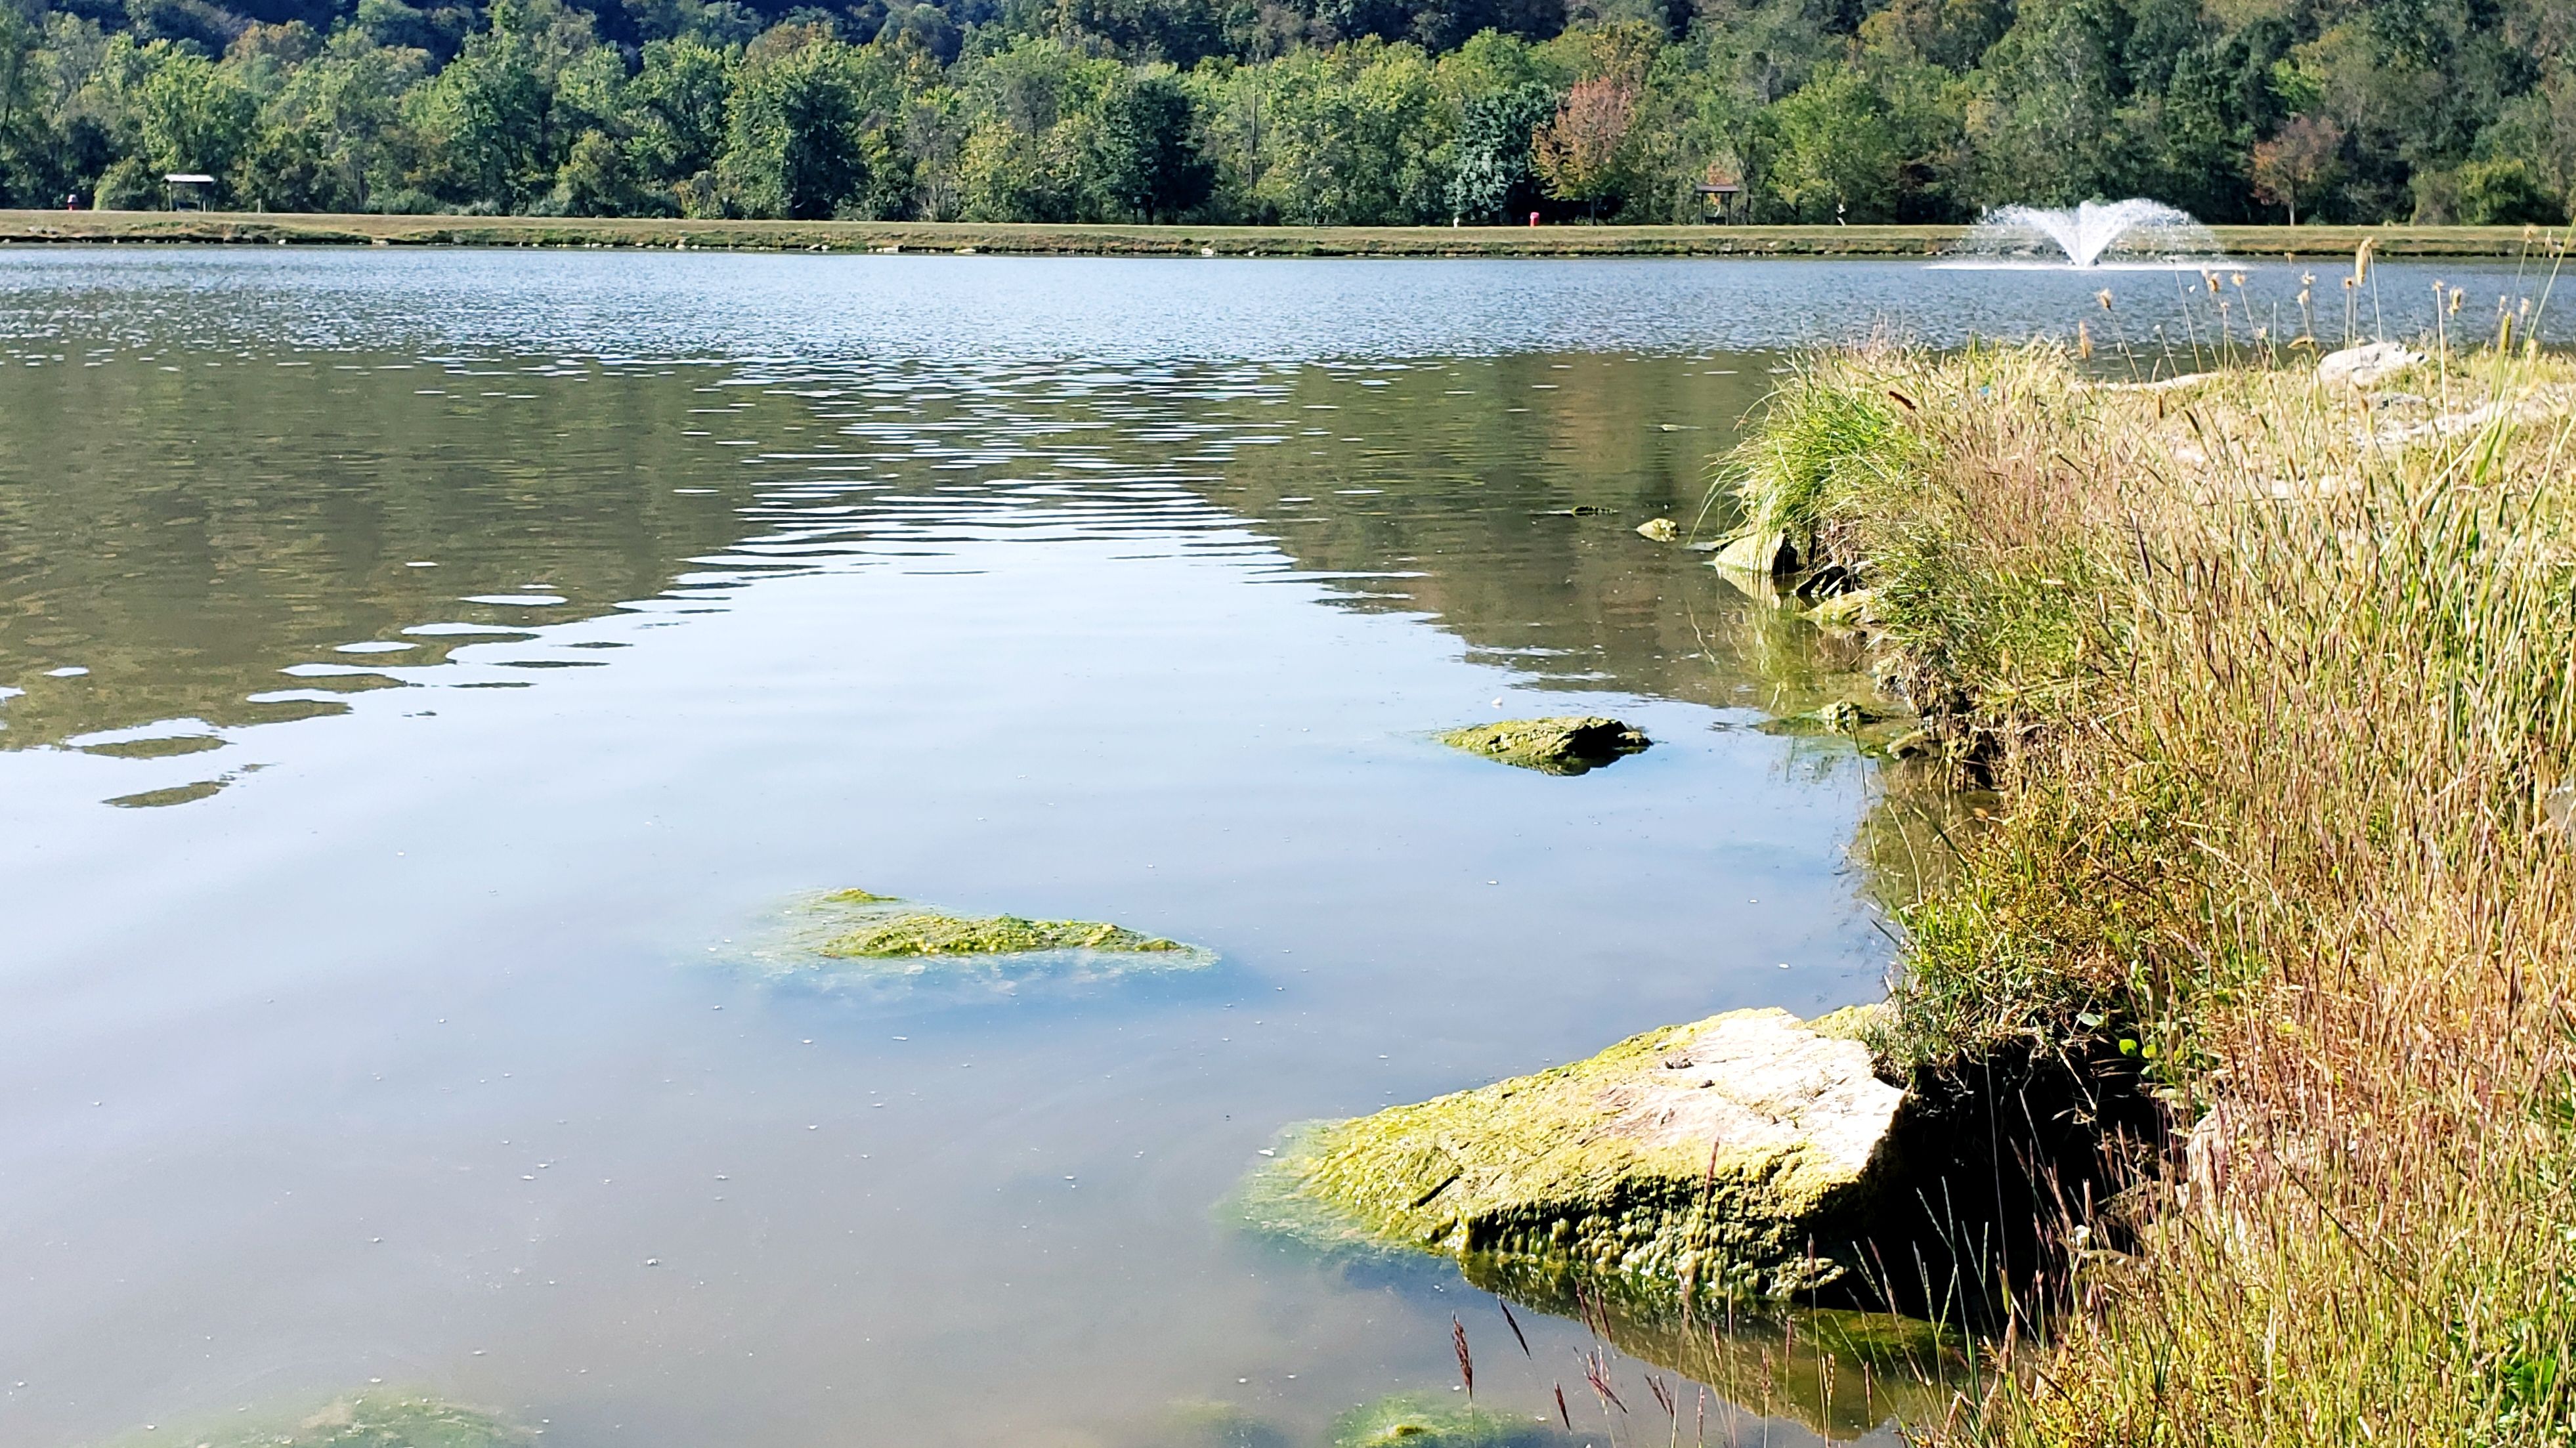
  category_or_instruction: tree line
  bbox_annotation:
[0,0,2569,226]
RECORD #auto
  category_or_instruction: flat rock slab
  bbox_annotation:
[1438,716,1651,775]
[1253,1008,1906,1301]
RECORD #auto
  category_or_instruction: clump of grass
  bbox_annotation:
[1722,364,1927,568]
[1728,340,2576,1443]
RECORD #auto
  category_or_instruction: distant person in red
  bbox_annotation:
[1528,211,1540,226]
[64,192,80,209]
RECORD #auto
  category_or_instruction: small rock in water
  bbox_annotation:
[1635,516,1681,542]
[1709,528,1798,578]
[2317,341,2425,389]
[1809,587,1874,630]
[1436,716,1650,775]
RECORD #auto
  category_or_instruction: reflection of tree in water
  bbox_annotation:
[1462,1254,1967,1443]
[0,354,759,750]
[1199,353,1784,708]
[1,348,1793,759]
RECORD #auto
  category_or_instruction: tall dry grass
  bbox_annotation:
[1730,341,2576,1445]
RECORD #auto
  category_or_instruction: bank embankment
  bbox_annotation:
[0,209,2564,259]
[1732,340,2576,1443]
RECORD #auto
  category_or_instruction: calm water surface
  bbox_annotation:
[0,250,2543,1448]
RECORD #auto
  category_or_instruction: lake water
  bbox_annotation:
[0,249,2544,1448]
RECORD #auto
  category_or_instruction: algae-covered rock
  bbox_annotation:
[820,911,1186,959]
[730,889,1213,991]
[1808,588,1875,631]
[1330,1395,1569,1448]
[113,1392,531,1448]
[1437,717,1650,775]
[1635,516,1681,542]
[1759,698,1893,737]
[1251,1009,1906,1303]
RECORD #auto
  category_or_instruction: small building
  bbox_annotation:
[1696,181,1747,224]
[163,174,215,210]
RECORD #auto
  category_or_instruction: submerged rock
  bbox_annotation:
[121,1391,530,1448]
[2317,341,2424,389]
[1331,1395,1569,1448]
[1807,587,1874,631]
[1437,717,1650,775]
[733,889,1212,990]
[1251,1009,1907,1302]
[820,911,1185,959]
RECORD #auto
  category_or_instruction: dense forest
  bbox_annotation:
[0,0,2569,226]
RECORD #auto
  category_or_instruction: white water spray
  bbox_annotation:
[1956,199,2222,267]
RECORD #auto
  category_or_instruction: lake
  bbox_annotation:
[0,248,2541,1448]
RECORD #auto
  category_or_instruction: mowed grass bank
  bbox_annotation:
[1727,339,2576,1443]
[0,208,2561,258]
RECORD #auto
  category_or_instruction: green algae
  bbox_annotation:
[726,888,1214,993]
[819,910,1186,960]
[104,1392,530,1448]
[1329,1395,1572,1448]
[1436,717,1650,775]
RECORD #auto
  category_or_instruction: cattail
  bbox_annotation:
[2354,235,2374,285]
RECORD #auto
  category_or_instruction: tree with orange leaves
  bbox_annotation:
[1532,74,1639,216]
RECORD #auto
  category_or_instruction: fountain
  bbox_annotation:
[1951,198,2223,267]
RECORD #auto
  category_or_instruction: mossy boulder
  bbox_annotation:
[1437,717,1650,775]
[1248,1009,1908,1304]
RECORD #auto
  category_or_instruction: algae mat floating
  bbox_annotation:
[726,888,1215,995]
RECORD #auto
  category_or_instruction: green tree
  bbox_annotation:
[1762,60,1901,219]
[136,41,256,189]
[718,28,879,218]
[630,35,736,201]
[1088,68,1210,219]
[1446,79,1553,221]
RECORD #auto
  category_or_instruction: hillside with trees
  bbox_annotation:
[0,0,2569,228]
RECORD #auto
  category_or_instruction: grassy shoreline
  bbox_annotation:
[1725,338,2576,1443]
[0,208,2561,259]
